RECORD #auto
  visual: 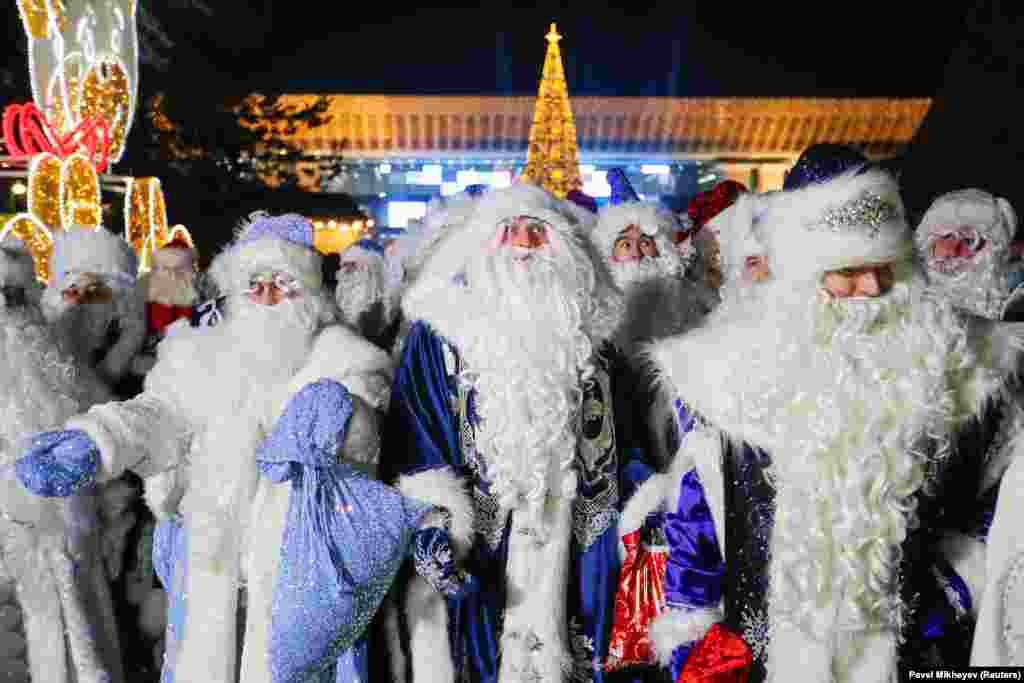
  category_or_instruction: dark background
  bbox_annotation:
[2,1,1021,254]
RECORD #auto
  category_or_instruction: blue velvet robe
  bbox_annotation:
[379,321,621,683]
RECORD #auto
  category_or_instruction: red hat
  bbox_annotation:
[687,180,748,229]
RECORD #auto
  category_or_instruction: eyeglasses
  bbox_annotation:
[246,271,303,297]
[498,215,552,237]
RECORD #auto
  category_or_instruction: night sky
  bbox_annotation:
[125,3,968,98]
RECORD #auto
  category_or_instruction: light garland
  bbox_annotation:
[59,152,102,229]
[0,213,55,282]
[124,177,169,271]
[17,0,138,165]
[27,152,62,229]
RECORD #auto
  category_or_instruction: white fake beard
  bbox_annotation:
[336,269,385,331]
[926,242,1016,320]
[609,256,673,291]
[41,288,116,363]
[143,268,197,307]
[454,246,593,511]
[0,305,90,532]
[615,275,708,352]
[765,279,967,638]
[182,296,317,566]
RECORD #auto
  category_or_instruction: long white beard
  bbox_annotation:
[41,291,116,364]
[143,268,197,307]
[180,297,317,568]
[0,306,97,532]
[609,256,674,291]
[763,279,968,640]
[336,270,386,335]
[453,247,593,512]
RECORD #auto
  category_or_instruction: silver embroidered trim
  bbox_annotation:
[1001,552,1024,666]
[931,564,968,621]
[741,605,772,663]
[568,616,599,683]
[572,489,618,551]
[805,191,900,239]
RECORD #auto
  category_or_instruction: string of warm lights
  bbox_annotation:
[311,218,375,232]
[16,0,138,164]
[59,152,102,229]
[0,213,55,281]
[124,177,169,270]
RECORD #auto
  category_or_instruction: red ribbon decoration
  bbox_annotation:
[2,102,112,172]
[677,623,752,683]
[687,180,748,230]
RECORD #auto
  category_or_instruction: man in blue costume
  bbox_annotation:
[645,145,1024,683]
[380,183,625,683]
[913,189,1024,667]
[13,212,471,683]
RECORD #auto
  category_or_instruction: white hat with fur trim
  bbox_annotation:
[209,211,322,296]
[754,166,911,288]
[152,234,197,272]
[403,182,624,342]
[49,228,138,289]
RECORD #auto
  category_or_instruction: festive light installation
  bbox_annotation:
[519,23,584,199]
[2,102,112,171]
[125,177,169,271]
[0,214,54,281]
[16,0,139,164]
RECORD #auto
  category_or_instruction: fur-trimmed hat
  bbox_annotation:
[403,183,623,342]
[592,168,689,271]
[339,239,386,268]
[152,234,197,271]
[49,228,138,289]
[209,212,322,296]
[0,234,41,287]
[757,166,911,286]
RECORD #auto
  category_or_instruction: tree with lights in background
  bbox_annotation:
[519,23,585,199]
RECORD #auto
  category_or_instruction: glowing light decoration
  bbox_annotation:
[60,152,102,229]
[519,24,584,198]
[28,153,63,229]
[124,177,169,271]
[168,224,194,248]
[3,102,112,171]
[17,0,139,165]
[0,214,55,281]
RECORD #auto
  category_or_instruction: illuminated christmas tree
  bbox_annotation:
[520,23,583,198]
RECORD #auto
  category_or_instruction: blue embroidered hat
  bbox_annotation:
[783,144,869,191]
[237,212,316,250]
[608,168,640,205]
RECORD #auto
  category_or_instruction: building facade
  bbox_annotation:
[259,95,931,228]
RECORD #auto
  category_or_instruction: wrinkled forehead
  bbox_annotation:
[500,214,552,231]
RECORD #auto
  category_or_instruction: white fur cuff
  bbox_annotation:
[648,604,724,668]
[66,413,122,483]
[396,468,474,558]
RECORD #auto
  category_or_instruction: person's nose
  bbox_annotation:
[856,270,881,296]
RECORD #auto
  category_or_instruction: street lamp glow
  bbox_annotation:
[11,182,27,196]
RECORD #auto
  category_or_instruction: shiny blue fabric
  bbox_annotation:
[256,378,433,683]
[412,527,480,599]
[154,518,188,683]
[17,429,98,497]
[663,469,725,610]
[382,322,619,682]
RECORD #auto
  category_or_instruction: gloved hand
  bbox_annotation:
[257,379,354,481]
[412,526,479,599]
[16,430,99,497]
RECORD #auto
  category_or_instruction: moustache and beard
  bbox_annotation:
[142,267,197,308]
[0,300,109,533]
[336,266,390,341]
[747,272,970,661]
[172,291,323,568]
[41,287,118,366]
[452,244,595,514]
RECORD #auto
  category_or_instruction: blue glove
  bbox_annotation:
[257,379,354,480]
[16,430,99,497]
[412,526,479,599]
